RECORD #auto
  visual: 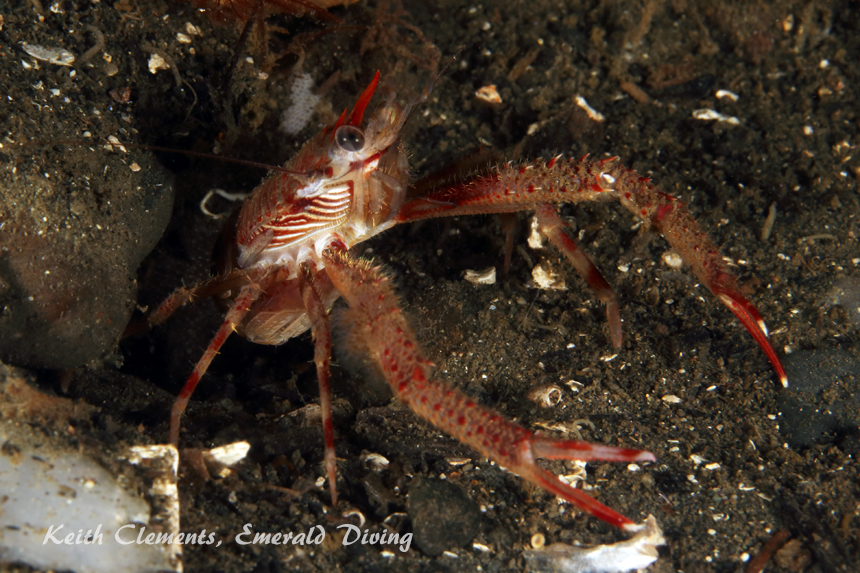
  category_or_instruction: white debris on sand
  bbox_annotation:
[0,438,178,573]
[463,267,497,285]
[281,72,322,135]
[523,515,665,573]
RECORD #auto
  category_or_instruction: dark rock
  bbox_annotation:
[407,476,481,556]
[0,145,171,369]
[0,12,173,369]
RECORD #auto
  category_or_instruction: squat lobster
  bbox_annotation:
[130,71,786,532]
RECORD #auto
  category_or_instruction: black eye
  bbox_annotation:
[335,126,365,152]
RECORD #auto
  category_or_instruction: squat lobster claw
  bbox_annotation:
[128,71,786,532]
[396,156,789,388]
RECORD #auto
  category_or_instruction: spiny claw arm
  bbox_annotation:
[521,436,655,532]
[714,287,788,387]
[322,246,653,530]
[395,155,787,386]
[614,174,789,387]
[530,435,656,463]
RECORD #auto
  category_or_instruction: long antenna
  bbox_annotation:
[15,139,305,176]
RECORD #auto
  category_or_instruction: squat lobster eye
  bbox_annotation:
[335,125,366,152]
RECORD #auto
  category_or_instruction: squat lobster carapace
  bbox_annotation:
[129,71,786,531]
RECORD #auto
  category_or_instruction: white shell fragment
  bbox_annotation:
[528,384,563,407]
[147,52,170,74]
[528,215,545,249]
[360,452,390,471]
[575,95,605,122]
[463,267,497,285]
[661,251,684,269]
[523,515,665,573]
[203,441,250,466]
[532,262,566,290]
[715,89,739,102]
[22,43,75,66]
[558,460,588,488]
[475,84,502,105]
[692,108,741,126]
[0,434,179,573]
[105,135,127,153]
[662,394,682,404]
[201,441,250,477]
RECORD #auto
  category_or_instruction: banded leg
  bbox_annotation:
[323,247,654,531]
[534,203,622,348]
[170,282,263,445]
[395,155,787,386]
[298,265,338,505]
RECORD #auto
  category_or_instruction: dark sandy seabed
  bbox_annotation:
[1,0,859,572]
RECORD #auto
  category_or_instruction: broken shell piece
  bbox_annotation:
[527,215,544,249]
[528,384,563,407]
[661,394,682,404]
[22,43,75,66]
[523,515,665,573]
[105,135,127,153]
[692,108,741,126]
[661,251,683,269]
[531,261,566,290]
[0,434,179,573]
[715,89,740,102]
[574,95,606,122]
[463,267,496,285]
[557,460,588,489]
[475,84,502,107]
[201,441,251,478]
[147,52,170,74]
[185,22,202,35]
[360,451,390,472]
